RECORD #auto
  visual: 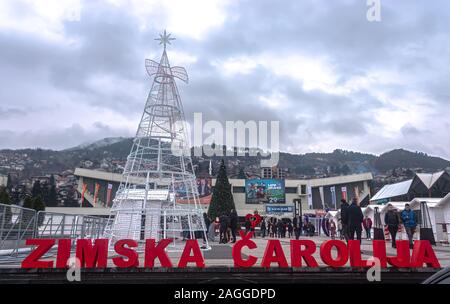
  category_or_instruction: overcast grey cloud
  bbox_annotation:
[0,0,449,158]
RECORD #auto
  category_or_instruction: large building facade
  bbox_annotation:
[74,168,373,217]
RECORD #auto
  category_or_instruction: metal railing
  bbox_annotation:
[36,211,109,239]
[0,203,109,263]
[0,204,37,258]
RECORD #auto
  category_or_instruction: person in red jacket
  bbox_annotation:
[363,215,373,240]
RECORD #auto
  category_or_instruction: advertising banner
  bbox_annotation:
[245,179,285,204]
[175,178,212,204]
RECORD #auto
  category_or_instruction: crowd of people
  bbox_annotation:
[202,210,319,244]
[201,197,417,248]
[333,198,417,249]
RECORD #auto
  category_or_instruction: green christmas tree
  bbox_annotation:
[33,196,46,226]
[0,187,11,204]
[23,195,34,209]
[47,175,58,207]
[0,187,12,229]
[207,159,236,220]
[238,167,246,179]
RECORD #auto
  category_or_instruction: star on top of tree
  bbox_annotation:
[155,30,175,50]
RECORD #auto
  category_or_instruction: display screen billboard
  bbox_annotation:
[245,179,285,204]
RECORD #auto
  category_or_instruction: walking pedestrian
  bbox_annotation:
[384,206,400,248]
[288,221,293,238]
[277,220,284,238]
[203,213,211,243]
[229,209,238,243]
[401,204,417,249]
[293,214,302,239]
[363,215,373,240]
[340,199,350,241]
[337,219,343,240]
[219,213,229,244]
[261,218,267,238]
[347,197,363,242]
[330,219,337,240]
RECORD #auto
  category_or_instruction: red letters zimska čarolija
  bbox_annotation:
[21,232,440,269]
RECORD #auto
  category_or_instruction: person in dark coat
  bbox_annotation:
[219,214,230,244]
[303,222,308,236]
[229,209,239,243]
[287,221,293,238]
[272,218,278,237]
[340,199,350,241]
[293,215,302,239]
[347,197,364,242]
[384,207,400,248]
[244,218,252,234]
[202,213,211,242]
[306,222,315,237]
[277,220,284,238]
[261,218,267,238]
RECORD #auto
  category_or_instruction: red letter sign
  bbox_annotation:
[76,239,108,268]
[261,239,288,268]
[348,240,370,267]
[56,239,72,268]
[144,239,173,268]
[22,239,55,268]
[178,240,205,268]
[232,231,258,268]
[411,240,441,268]
[290,240,319,267]
[320,240,348,267]
[113,239,139,268]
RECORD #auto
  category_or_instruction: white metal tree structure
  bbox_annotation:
[106,30,209,251]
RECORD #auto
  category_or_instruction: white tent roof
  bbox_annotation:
[326,210,339,218]
[371,179,412,201]
[362,205,375,216]
[416,171,445,189]
[436,193,450,208]
[410,194,450,209]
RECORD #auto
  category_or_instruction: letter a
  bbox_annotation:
[367,0,381,22]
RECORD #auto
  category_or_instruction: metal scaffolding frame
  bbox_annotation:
[106,30,210,251]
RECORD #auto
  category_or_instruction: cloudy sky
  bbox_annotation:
[0,0,449,158]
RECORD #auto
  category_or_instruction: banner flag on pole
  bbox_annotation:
[330,186,337,210]
[93,183,100,207]
[341,186,347,201]
[307,185,313,209]
[106,183,113,207]
[81,183,87,207]
[319,186,325,209]
[354,186,360,202]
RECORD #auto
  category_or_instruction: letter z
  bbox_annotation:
[21,239,55,268]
